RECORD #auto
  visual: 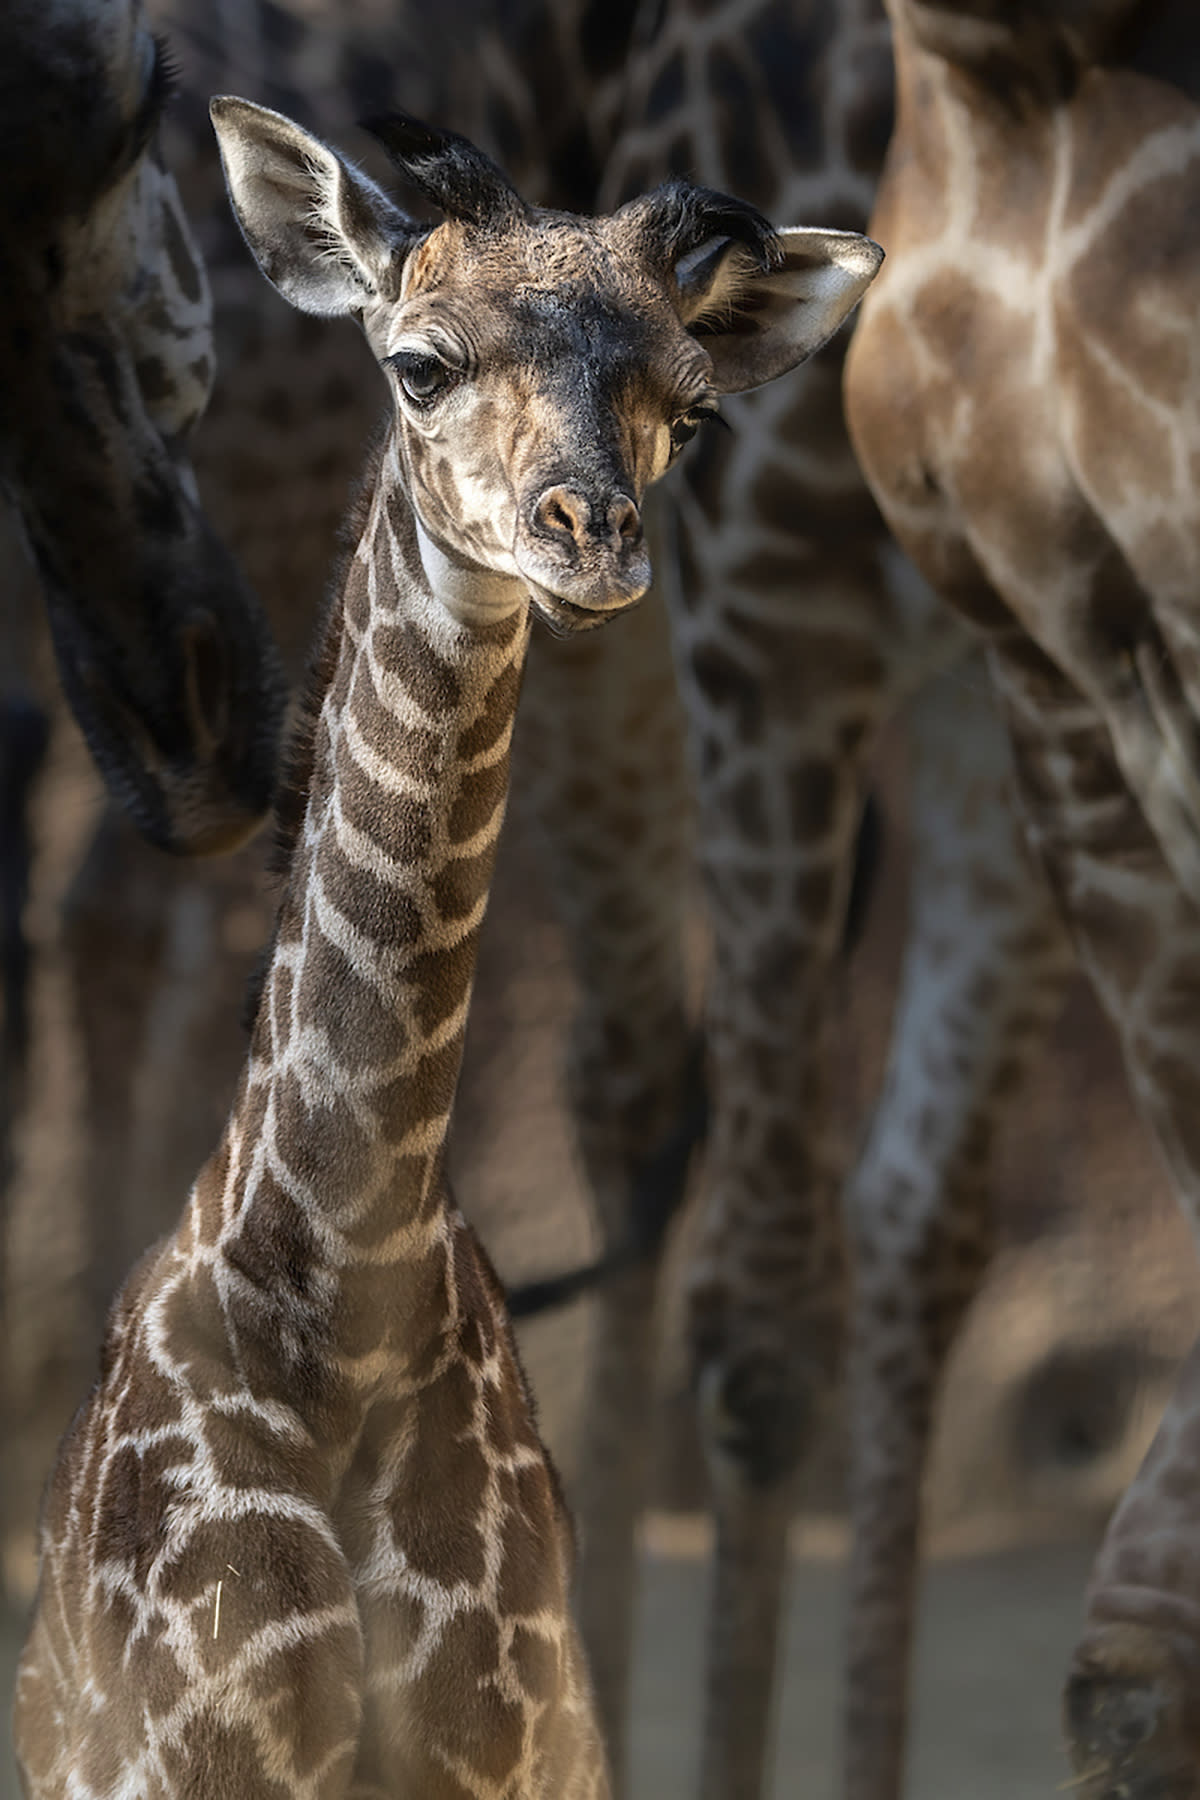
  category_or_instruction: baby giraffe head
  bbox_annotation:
[211,99,882,632]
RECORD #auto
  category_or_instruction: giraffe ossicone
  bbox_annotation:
[14,97,881,1797]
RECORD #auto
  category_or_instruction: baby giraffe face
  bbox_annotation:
[212,100,883,633]
[364,212,715,628]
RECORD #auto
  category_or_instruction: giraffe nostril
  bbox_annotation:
[531,486,643,559]
[533,486,589,544]
[608,495,642,548]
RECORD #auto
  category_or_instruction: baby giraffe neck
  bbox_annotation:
[182,441,531,1385]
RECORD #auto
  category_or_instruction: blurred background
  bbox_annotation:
[4,3,1200,1795]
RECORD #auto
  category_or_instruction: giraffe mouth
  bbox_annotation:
[524,582,645,637]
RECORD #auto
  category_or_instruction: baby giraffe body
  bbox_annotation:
[14,101,879,1797]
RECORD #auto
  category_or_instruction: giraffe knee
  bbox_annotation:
[695,1348,814,1488]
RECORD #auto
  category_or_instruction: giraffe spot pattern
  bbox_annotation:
[388,1365,491,1586]
[422,1610,528,1779]
[336,757,434,866]
[431,846,498,922]
[271,1060,381,1178]
[373,615,464,721]
[449,761,509,843]
[94,1433,196,1585]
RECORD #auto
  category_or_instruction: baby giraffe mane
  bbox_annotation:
[267,428,389,884]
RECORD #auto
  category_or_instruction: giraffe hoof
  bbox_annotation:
[1064,1622,1200,1798]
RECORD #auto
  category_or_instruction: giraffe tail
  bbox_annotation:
[0,691,49,1078]
[506,1036,709,1320]
[506,793,882,1323]
[841,787,884,960]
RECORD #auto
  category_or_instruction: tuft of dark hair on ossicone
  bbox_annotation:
[622,178,781,275]
[361,110,527,228]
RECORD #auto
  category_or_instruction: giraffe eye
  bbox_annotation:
[670,403,720,455]
[390,352,453,406]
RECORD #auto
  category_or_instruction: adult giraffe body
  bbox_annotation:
[574,8,1069,1792]
[1,0,283,852]
[845,3,1200,1795]
[14,98,880,1795]
[0,0,284,1601]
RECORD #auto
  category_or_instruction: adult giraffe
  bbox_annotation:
[1,0,283,853]
[0,0,287,1599]
[476,8,1069,1792]
[845,2,1200,1795]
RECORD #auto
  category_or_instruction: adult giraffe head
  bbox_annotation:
[0,0,283,854]
[210,97,883,634]
[884,0,1151,74]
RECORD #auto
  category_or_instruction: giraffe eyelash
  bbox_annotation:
[671,402,726,450]
[384,349,459,406]
[134,37,178,145]
[150,36,181,108]
[116,35,180,174]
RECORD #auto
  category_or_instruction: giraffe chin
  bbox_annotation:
[524,582,646,638]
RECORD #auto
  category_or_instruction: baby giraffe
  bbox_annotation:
[13,99,880,1798]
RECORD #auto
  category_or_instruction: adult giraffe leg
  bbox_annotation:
[985,633,1200,1800]
[842,654,1070,1800]
[662,469,909,1800]
[515,588,697,1788]
[0,533,50,1215]
[60,813,267,1345]
[0,574,52,1598]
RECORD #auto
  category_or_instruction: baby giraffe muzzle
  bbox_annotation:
[521,480,648,623]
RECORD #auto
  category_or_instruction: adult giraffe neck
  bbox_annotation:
[888,10,1060,134]
[889,0,1200,112]
[179,435,532,1383]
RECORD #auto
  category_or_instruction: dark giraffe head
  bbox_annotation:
[886,0,1149,73]
[0,1,283,854]
[211,98,882,633]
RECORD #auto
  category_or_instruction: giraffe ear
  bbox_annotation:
[678,227,884,392]
[210,96,417,317]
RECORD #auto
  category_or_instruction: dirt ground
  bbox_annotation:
[630,1528,1100,1799]
[0,1528,1104,1797]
